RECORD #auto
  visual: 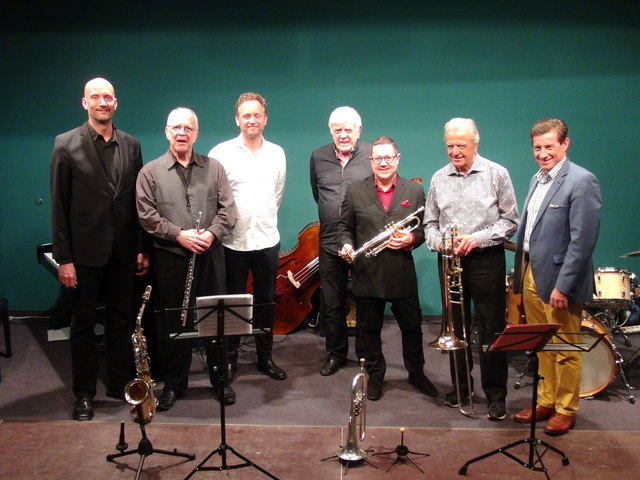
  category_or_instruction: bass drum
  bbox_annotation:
[580,315,616,398]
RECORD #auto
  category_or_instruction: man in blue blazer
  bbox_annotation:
[513,118,601,436]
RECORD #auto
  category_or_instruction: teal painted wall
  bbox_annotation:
[2,3,639,313]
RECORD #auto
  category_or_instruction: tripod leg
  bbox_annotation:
[614,350,636,403]
[134,454,147,480]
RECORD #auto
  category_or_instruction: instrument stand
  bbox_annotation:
[107,420,195,480]
[460,324,576,480]
[371,427,429,473]
[183,299,280,480]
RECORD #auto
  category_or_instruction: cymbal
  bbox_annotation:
[620,250,640,258]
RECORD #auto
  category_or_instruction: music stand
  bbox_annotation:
[459,323,602,479]
[183,296,280,480]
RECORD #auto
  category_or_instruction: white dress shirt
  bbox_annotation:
[208,135,286,251]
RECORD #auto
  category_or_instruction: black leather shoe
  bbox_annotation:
[408,372,438,397]
[367,377,384,401]
[257,359,287,380]
[157,389,180,411]
[73,397,94,421]
[320,357,346,376]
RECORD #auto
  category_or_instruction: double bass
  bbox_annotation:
[248,222,321,334]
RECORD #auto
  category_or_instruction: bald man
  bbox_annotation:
[51,77,148,421]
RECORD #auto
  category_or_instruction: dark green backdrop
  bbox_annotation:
[2,2,639,314]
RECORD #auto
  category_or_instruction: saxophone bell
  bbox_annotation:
[126,285,158,425]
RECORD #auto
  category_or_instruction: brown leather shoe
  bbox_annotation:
[544,413,575,436]
[513,404,555,423]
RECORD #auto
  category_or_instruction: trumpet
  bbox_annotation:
[338,358,368,462]
[348,206,425,261]
[428,226,475,416]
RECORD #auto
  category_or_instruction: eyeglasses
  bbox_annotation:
[369,155,398,164]
[168,125,197,134]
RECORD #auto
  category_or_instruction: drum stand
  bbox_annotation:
[592,307,636,404]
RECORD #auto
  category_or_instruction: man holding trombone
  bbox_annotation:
[338,136,437,401]
[424,118,519,420]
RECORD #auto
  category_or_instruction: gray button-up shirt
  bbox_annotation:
[424,154,519,251]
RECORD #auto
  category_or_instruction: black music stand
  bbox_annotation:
[183,297,280,480]
[459,323,601,480]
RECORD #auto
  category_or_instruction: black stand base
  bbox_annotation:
[107,422,195,480]
[185,442,279,479]
[372,429,429,473]
[458,436,569,479]
[460,352,569,480]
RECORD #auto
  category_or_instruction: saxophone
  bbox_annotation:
[124,285,158,424]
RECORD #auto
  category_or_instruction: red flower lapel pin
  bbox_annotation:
[401,200,411,207]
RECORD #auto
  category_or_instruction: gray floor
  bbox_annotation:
[1,314,639,479]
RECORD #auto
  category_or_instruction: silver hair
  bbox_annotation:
[444,118,479,144]
[328,106,362,130]
[167,107,199,130]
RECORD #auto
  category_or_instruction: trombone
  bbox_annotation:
[428,226,475,416]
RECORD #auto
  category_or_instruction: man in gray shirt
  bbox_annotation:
[137,107,237,411]
[424,117,519,421]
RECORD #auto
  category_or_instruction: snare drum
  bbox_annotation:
[592,267,632,306]
[580,315,616,398]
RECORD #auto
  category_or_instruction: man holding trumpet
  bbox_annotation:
[424,118,519,421]
[338,136,437,401]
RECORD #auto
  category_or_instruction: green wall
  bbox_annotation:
[2,3,639,314]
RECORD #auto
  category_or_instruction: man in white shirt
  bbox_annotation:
[208,92,287,405]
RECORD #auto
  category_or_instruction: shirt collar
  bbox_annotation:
[86,121,118,144]
[535,157,566,184]
[374,173,397,191]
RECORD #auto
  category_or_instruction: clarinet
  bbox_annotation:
[180,211,202,326]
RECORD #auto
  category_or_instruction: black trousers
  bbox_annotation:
[357,296,425,379]
[439,245,508,404]
[224,244,279,363]
[154,247,224,393]
[318,248,363,362]
[70,256,136,399]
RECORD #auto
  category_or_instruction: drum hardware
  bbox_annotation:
[589,267,633,309]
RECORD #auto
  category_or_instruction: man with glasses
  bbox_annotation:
[51,77,148,421]
[424,118,519,420]
[337,136,437,401]
[136,107,237,411]
[310,106,371,377]
[208,92,287,405]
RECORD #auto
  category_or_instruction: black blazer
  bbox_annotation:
[50,123,143,268]
[337,174,426,299]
